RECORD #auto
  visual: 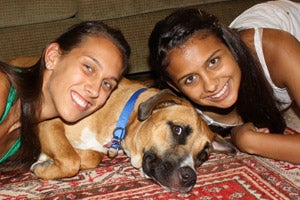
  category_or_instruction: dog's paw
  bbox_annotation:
[30,160,54,173]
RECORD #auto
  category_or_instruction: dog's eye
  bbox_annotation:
[172,125,183,135]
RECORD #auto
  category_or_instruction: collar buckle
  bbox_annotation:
[104,88,147,158]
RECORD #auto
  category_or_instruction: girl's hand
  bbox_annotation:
[230,122,269,153]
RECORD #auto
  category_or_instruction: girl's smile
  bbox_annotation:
[206,80,229,101]
[71,90,91,110]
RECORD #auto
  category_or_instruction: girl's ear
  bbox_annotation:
[44,43,60,70]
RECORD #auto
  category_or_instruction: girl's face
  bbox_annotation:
[166,34,241,109]
[43,36,123,122]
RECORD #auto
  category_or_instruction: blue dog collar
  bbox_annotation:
[105,88,147,157]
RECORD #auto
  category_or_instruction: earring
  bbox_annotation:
[46,62,51,69]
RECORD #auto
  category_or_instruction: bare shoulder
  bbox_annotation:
[262,28,300,87]
[262,28,298,51]
[0,71,11,118]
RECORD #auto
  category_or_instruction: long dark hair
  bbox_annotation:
[0,21,131,169]
[148,8,286,134]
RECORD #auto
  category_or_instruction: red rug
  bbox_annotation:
[1,128,299,199]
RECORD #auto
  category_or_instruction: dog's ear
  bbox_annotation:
[138,89,182,121]
[211,135,236,155]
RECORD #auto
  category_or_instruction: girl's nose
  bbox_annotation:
[85,83,100,98]
[202,73,218,93]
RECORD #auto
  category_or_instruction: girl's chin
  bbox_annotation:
[213,96,237,108]
[60,111,85,123]
[199,101,235,110]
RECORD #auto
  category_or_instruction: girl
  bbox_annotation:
[148,8,300,164]
[0,21,130,168]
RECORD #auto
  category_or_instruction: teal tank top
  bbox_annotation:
[0,86,21,163]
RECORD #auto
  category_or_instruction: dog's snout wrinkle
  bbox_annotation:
[143,151,157,174]
[161,161,173,172]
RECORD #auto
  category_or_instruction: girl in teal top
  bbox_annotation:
[0,21,131,169]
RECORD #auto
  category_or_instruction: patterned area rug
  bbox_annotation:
[1,128,299,200]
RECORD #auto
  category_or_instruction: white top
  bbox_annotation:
[252,28,292,110]
[230,0,300,40]
[230,0,300,110]
[198,0,300,128]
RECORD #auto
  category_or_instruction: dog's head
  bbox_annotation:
[124,89,236,193]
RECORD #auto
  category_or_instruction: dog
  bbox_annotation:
[29,77,236,193]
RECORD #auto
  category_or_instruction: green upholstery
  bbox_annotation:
[0,0,266,73]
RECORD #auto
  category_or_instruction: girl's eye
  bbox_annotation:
[184,75,197,85]
[172,125,183,136]
[85,64,93,72]
[102,81,112,90]
[208,57,219,68]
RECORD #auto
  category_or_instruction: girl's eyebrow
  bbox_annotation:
[87,56,103,70]
[176,49,221,84]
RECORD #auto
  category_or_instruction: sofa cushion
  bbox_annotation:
[0,0,77,28]
[0,19,80,61]
[77,0,228,21]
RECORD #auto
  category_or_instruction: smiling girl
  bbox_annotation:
[148,8,300,164]
[0,21,130,168]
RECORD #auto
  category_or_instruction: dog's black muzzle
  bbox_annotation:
[142,151,197,193]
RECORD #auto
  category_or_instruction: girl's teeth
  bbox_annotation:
[211,82,228,98]
[72,93,88,108]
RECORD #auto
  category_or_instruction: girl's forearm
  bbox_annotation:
[244,132,300,164]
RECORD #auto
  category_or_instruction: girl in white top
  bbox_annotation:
[148,2,300,164]
[200,0,300,128]
[230,0,300,110]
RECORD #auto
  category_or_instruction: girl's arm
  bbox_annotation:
[231,122,300,164]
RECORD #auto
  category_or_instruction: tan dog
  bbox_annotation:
[30,77,235,193]
[7,57,235,192]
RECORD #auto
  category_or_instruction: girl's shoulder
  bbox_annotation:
[262,28,300,87]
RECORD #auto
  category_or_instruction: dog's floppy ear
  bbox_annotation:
[211,135,236,155]
[138,89,182,121]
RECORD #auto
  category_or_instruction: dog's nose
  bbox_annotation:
[178,166,197,187]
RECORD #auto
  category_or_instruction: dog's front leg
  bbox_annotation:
[31,120,81,180]
[75,149,105,169]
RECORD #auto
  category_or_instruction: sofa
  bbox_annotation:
[0,0,266,75]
